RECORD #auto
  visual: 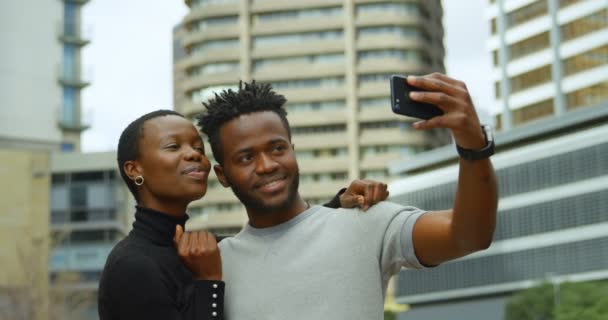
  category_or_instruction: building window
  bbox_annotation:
[296,147,348,159]
[63,87,77,125]
[300,172,348,183]
[560,0,583,9]
[190,15,238,31]
[253,30,343,48]
[254,53,344,70]
[356,3,421,17]
[190,0,238,8]
[566,82,608,110]
[510,65,552,93]
[357,26,423,40]
[359,97,390,109]
[286,100,345,113]
[358,49,423,64]
[291,124,346,135]
[512,99,554,126]
[506,1,547,29]
[272,77,344,90]
[191,38,239,55]
[61,143,75,152]
[253,6,343,24]
[509,31,550,61]
[64,2,77,37]
[563,45,608,76]
[361,169,389,180]
[188,62,239,76]
[63,45,77,80]
[560,9,607,42]
[358,73,392,84]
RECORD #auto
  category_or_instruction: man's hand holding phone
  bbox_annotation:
[404,73,485,151]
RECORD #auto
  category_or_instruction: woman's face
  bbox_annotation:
[135,115,211,205]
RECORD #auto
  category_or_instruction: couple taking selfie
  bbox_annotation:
[98,73,498,320]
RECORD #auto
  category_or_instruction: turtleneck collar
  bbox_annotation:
[131,205,189,247]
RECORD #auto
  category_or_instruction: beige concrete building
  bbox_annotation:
[173,0,449,232]
[0,0,90,152]
[0,149,51,320]
[487,0,608,130]
[48,151,134,319]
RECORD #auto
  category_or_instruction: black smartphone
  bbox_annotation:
[390,75,443,120]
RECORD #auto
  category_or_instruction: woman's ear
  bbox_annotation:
[123,160,143,181]
[214,164,230,188]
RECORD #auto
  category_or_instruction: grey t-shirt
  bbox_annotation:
[218,201,427,320]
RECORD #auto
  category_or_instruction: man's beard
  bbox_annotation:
[226,169,300,215]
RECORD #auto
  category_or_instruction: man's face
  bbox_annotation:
[214,111,300,214]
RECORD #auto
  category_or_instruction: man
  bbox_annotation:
[193,73,498,319]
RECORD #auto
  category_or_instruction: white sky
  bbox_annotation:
[81,0,493,152]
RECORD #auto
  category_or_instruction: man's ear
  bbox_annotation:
[214,164,230,188]
[124,161,143,181]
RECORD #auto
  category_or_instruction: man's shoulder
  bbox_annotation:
[332,201,420,216]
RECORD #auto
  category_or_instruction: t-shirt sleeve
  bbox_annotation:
[356,201,428,276]
[99,255,225,320]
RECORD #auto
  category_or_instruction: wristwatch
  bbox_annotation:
[456,125,495,161]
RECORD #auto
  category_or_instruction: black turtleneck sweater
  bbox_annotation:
[98,206,225,320]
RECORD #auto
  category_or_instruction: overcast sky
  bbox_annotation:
[81,0,493,152]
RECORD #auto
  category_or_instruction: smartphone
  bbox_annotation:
[390,75,443,120]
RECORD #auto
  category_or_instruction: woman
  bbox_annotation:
[98,110,222,320]
[98,110,388,320]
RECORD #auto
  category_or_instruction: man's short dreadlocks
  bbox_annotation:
[196,81,291,165]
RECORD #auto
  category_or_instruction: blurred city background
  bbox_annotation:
[0,0,606,319]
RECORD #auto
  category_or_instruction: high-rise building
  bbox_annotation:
[0,0,90,152]
[389,102,608,320]
[173,0,450,232]
[49,151,134,319]
[488,0,607,130]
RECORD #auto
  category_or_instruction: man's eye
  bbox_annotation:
[239,155,253,163]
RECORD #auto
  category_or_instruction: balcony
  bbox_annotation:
[57,22,91,46]
[55,105,91,132]
[57,65,91,88]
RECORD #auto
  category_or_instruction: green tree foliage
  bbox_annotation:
[505,280,608,320]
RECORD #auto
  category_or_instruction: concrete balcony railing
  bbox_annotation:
[251,16,344,36]
[184,1,240,23]
[252,39,345,60]
[181,25,240,48]
[279,86,348,104]
[359,127,427,146]
[288,109,347,127]
[251,0,342,13]
[291,131,349,149]
[253,63,345,83]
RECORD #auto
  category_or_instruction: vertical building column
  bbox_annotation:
[547,0,566,115]
[239,0,251,82]
[343,0,360,180]
[497,0,513,130]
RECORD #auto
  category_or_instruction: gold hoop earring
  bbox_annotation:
[134,175,144,186]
